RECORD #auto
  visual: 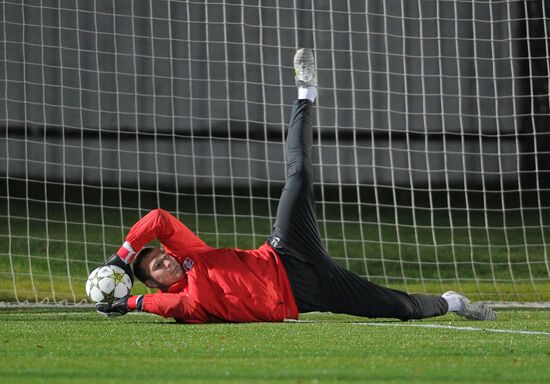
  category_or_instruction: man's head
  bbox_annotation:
[133,246,184,290]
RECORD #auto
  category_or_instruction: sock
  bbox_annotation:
[298,86,317,103]
[443,293,463,312]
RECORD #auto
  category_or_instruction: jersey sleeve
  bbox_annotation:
[129,292,209,323]
[116,208,208,263]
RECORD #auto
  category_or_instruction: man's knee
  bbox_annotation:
[287,159,311,182]
[393,300,416,321]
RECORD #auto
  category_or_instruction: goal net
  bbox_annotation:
[1,0,549,306]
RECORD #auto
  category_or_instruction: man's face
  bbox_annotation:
[142,247,184,289]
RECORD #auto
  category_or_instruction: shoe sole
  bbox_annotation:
[294,48,317,87]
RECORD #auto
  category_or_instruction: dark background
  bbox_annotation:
[1,0,549,205]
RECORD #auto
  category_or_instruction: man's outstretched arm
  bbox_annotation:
[127,292,209,323]
[96,209,208,317]
[96,292,208,322]
[115,208,208,264]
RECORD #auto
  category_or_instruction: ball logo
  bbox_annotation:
[112,271,124,285]
[183,257,194,272]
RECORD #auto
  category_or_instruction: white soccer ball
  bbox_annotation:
[85,265,132,303]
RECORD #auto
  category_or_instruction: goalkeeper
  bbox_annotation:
[97,49,496,323]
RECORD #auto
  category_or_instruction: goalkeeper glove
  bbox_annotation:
[102,253,134,285]
[95,296,130,318]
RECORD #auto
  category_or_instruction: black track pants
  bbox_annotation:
[268,99,448,320]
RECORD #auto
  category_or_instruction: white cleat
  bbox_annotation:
[293,48,317,88]
[443,291,497,321]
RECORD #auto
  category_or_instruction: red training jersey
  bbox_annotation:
[116,209,298,323]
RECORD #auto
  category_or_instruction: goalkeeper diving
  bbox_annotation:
[95,49,496,323]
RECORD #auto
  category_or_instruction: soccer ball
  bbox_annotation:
[85,265,132,303]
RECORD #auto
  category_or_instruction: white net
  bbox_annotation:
[0,0,549,305]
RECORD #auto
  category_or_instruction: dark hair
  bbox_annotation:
[133,246,155,284]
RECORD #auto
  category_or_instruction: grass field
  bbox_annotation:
[1,309,550,383]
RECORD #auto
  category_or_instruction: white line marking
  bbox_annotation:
[355,322,550,336]
[290,319,550,336]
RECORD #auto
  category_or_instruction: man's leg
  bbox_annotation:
[321,262,449,320]
[268,98,332,313]
[269,49,487,321]
[270,99,317,246]
[270,107,449,319]
[269,50,445,319]
[265,50,330,312]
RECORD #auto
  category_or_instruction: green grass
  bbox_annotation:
[1,309,550,383]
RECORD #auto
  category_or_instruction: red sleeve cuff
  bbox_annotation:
[116,241,137,263]
[127,295,139,310]
[117,246,129,259]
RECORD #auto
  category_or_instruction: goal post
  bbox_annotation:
[1,0,549,306]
